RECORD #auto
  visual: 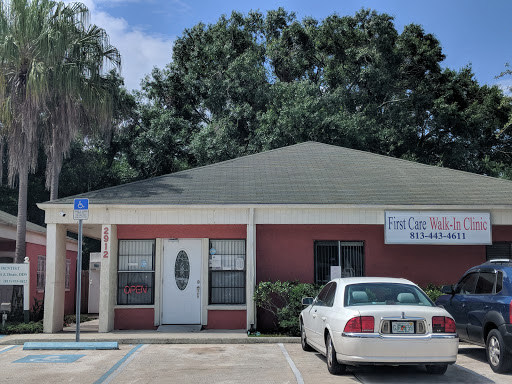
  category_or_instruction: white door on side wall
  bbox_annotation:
[162,239,202,324]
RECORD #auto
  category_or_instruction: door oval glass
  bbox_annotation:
[175,250,190,291]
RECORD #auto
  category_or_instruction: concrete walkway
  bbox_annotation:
[0,319,299,345]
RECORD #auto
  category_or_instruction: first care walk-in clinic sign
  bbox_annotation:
[385,211,492,245]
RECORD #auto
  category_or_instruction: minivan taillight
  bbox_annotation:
[432,316,456,333]
[344,316,374,333]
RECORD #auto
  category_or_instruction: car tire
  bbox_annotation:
[486,329,512,373]
[425,364,448,375]
[300,320,314,352]
[326,333,346,375]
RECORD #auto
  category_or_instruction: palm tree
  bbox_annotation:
[43,9,121,200]
[0,0,121,267]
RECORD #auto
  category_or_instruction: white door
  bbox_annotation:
[162,239,202,324]
[88,267,100,314]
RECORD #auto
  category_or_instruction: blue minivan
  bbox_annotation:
[436,259,512,373]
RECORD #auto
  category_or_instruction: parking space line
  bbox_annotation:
[93,344,147,384]
[278,343,304,384]
[0,345,17,354]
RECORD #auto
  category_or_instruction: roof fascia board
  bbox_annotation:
[38,203,512,210]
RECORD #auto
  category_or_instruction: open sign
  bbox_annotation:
[124,285,148,295]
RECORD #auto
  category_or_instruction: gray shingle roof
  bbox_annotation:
[45,142,512,206]
[0,210,46,234]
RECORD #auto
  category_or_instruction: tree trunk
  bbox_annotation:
[14,156,28,264]
[48,127,62,201]
[49,157,61,201]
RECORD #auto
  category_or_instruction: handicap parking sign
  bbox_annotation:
[73,198,89,220]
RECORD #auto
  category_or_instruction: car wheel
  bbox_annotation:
[425,364,448,375]
[300,320,313,352]
[486,329,512,373]
[326,333,346,375]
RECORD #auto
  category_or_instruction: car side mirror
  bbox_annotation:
[441,285,454,294]
[302,297,314,306]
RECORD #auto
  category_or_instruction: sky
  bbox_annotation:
[66,0,512,93]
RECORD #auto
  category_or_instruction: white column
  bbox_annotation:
[99,224,118,332]
[43,224,67,333]
[246,208,256,330]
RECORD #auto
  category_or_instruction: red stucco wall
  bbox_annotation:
[117,225,246,239]
[112,223,512,330]
[114,308,156,330]
[114,225,247,329]
[256,224,512,287]
[0,241,15,251]
[25,243,77,316]
[206,310,246,329]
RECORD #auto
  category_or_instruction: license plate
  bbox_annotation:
[392,321,414,334]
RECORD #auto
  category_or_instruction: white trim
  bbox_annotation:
[38,203,512,210]
[154,238,163,327]
[201,238,209,327]
[246,208,256,330]
[114,305,154,309]
[207,305,247,311]
[40,205,512,226]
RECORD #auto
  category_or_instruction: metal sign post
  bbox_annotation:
[73,199,89,342]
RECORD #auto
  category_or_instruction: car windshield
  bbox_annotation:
[344,283,434,307]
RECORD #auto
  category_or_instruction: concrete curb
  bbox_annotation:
[23,341,119,350]
[1,335,300,345]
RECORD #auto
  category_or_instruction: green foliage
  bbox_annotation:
[0,321,43,335]
[30,297,44,322]
[63,314,93,326]
[423,284,444,303]
[131,7,512,179]
[254,280,321,336]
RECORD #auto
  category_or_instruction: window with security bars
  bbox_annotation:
[314,241,364,285]
[65,259,71,291]
[37,255,46,291]
[486,242,512,261]
[117,240,155,305]
[209,240,246,305]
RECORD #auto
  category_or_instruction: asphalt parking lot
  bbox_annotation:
[0,342,511,384]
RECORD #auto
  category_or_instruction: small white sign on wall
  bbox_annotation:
[0,264,29,285]
[385,211,492,245]
[330,266,342,280]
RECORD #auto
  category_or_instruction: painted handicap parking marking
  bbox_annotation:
[14,354,85,363]
[0,345,17,354]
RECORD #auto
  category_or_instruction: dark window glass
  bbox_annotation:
[117,240,155,305]
[496,271,504,293]
[316,283,334,306]
[475,272,496,294]
[324,283,337,307]
[209,240,246,305]
[455,273,479,294]
[117,272,155,305]
[344,283,433,307]
[486,242,512,260]
[314,241,364,285]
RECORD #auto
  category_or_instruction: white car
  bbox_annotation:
[300,277,459,375]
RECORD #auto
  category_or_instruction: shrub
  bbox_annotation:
[423,284,444,303]
[0,321,43,334]
[64,314,93,326]
[254,280,321,336]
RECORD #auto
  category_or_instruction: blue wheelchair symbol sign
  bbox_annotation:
[14,354,85,363]
[74,199,89,210]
